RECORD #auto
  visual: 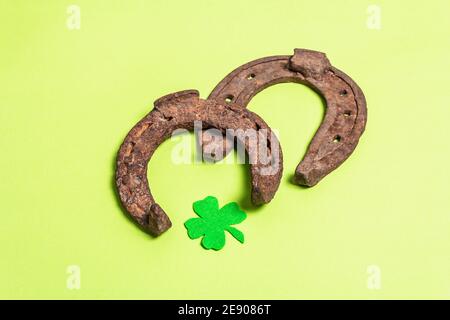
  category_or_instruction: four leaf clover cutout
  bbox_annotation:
[184,196,247,250]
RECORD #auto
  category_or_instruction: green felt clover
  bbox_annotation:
[184,196,247,250]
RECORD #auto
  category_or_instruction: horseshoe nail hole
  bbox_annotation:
[247,73,256,80]
[343,111,352,117]
[225,95,234,103]
[339,89,348,96]
[333,135,342,143]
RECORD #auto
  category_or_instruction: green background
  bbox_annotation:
[0,0,449,299]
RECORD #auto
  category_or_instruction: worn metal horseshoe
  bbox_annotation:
[116,90,283,236]
[201,49,367,187]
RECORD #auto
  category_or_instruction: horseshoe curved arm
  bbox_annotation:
[116,90,283,236]
[202,48,367,187]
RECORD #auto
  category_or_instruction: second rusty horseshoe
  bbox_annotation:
[201,49,367,187]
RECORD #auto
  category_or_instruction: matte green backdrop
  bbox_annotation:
[0,0,449,299]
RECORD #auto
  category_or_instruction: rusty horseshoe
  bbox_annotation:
[116,90,283,236]
[201,49,367,187]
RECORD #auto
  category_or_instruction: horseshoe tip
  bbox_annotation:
[147,203,172,236]
[293,170,320,187]
[251,186,276,206]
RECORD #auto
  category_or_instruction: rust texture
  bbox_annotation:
[116,90,283,236]
[203,48,367,187]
